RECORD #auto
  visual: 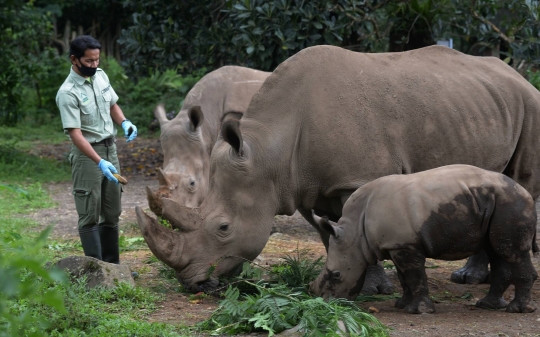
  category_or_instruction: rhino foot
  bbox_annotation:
[450,252,490,284]
[361,264,395,295]
[475,296,508,310]
[506,300,536,313]
[395,295,413,309]
[404,298,435,314]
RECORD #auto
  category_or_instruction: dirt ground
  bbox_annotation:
[28,137,540,336]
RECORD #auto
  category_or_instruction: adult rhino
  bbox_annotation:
[147,66,270,215]
[136,45,540,293]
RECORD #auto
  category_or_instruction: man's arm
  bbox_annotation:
[110,103,137,142]
[110,103,127,125]
[68,128,101,164]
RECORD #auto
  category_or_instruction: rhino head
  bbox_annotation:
[309,215,368,300]
[137,119,284,292]
[146,104,210,216]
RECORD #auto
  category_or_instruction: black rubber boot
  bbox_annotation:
[78,226,102,260]
[99,225,120,264]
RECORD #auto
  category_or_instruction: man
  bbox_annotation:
[56,35,137,264]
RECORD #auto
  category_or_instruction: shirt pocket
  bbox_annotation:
[80,101,97,125]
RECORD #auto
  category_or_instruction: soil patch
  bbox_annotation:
[27,137,540,336]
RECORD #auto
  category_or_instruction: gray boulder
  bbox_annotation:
[55,255,135,288]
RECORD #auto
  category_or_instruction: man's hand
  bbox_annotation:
[122,120,138,142]
[98,159,119,184]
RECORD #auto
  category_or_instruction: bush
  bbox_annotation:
[99,57,203,136]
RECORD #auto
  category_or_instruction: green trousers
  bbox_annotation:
[69,143,122,230]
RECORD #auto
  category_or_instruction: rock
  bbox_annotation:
[54,255,135,288]
[368,306,380,313]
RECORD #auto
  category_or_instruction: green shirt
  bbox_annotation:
[56,67,119,143]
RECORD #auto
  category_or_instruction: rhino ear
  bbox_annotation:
[154,103,169,126]
[188,106,204,131]
[222,119,243,156]
[221,111,243,125]
[319,216,342,238]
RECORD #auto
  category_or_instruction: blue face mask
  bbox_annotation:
[76,60,97,77]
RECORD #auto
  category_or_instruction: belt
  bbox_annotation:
[91,137,115,147]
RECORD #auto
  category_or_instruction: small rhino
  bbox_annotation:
[310,164,538,314]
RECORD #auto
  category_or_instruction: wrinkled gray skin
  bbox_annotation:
[310,165,539,314]
[146,66,270,214]
[136,45,540,294]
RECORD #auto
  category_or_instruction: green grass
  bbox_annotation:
[0,181,193,337]
[0,123,71,184]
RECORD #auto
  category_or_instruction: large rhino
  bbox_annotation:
[310,164,538,314]
[147,66,270,214]
[136,45,540,293]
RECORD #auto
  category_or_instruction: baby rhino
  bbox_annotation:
[310,164,538,314]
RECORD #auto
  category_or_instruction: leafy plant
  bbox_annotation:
[527,69,540,90]
[199,281,388,336]
[270,247,324,289]
[0,227,68,337]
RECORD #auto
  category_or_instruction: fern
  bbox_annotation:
[198,281,389,336]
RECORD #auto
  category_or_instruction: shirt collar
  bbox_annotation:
[69,66,94,86]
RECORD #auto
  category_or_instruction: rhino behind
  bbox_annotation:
[311,165,538,314]
[147,66,270,214]
[137,45,540,293]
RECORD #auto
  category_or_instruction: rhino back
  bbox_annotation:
[240,45,540,204]
[180,66,270,143]
[347,165,535,259]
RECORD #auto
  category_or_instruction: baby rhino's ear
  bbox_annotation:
[311,210,342,238]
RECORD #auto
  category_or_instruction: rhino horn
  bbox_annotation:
[161,198,201,232]
[154,103,170,127]
[136,206,184,269]
[146,186,163,217]
[157,168,174,189]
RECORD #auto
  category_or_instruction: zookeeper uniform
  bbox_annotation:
[56,67,122,261]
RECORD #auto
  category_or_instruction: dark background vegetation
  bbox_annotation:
[1,0,539,130]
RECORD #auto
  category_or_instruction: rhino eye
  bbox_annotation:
[219,223,229,231]
[332,271,341,279]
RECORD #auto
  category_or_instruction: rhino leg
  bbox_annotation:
[506,253,537,313]
[390,249,434,314]
[360,264,395,295]
[476,249,510,310]
[394,267,413,309]
[450,250,490,284]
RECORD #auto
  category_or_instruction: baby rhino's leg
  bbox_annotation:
[506,253,537,313]
[476,249,510,310]
[390,249,434,314]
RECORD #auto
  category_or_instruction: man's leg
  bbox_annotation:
[98,144,122,264]
[70,145,103,260]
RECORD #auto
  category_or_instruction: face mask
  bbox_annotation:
[76,60,97,77]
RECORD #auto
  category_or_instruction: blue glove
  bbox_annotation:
[121,119,137,143]
[98,159,119,185]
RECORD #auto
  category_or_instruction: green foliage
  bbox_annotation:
[0,0,56,126]
[199,281,389,336]
[0,185,69,337]
[100,57,202,134]
[527,69,540,90]
[118,0,389,75]
[270,248,324,289]
[0,227,69,337]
